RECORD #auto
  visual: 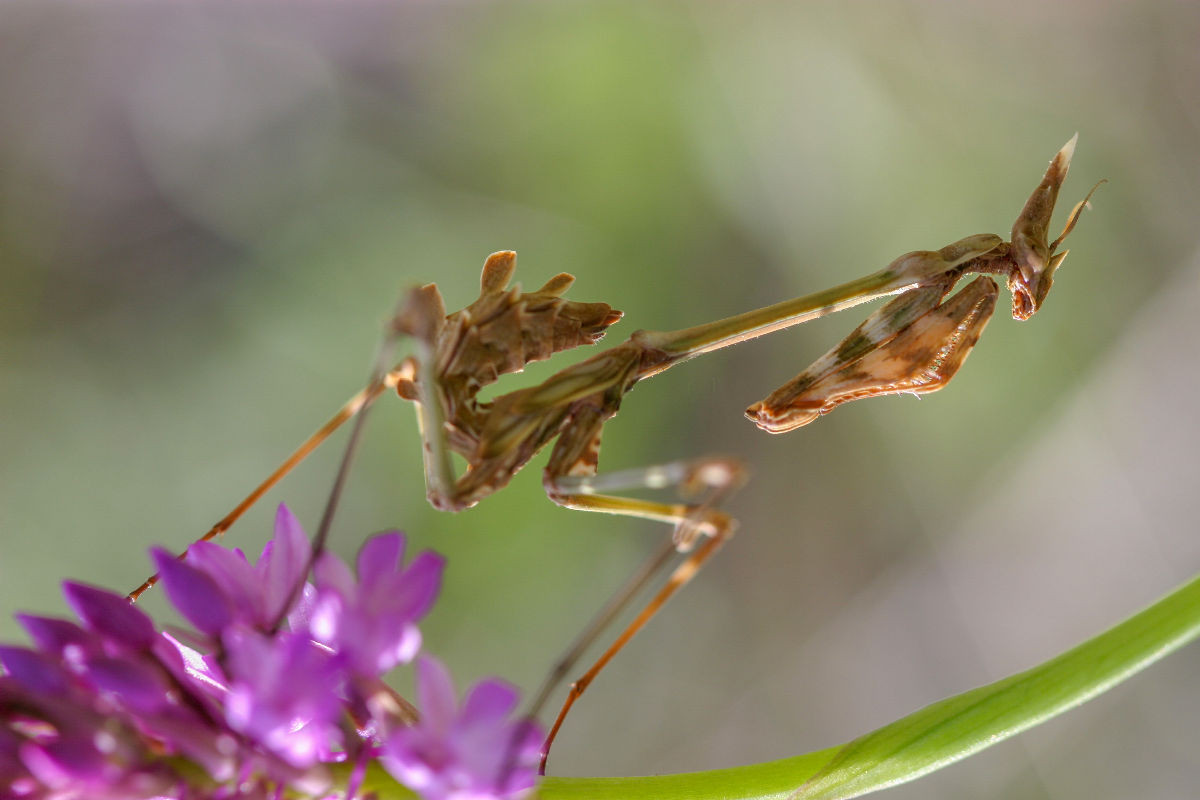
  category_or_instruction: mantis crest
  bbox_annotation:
[130,136,1098,771]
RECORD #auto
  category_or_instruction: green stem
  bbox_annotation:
[344,570,1200,800]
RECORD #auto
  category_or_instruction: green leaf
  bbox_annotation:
[533,570,1200,800]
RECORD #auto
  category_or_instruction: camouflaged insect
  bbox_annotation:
[134,136,1099,772]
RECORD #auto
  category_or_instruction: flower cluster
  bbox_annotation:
[0,505,542,800]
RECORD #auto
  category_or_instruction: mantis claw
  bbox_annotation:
[747,277,999,433]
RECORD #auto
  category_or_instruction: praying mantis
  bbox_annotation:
[128,136,1098,772]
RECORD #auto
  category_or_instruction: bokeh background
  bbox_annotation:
[3,2,1200,797]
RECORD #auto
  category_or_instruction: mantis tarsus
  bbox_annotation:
[129,136,1098,772]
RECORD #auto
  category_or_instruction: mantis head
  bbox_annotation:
[745,136,1100,434]
[1008,134,1103,321]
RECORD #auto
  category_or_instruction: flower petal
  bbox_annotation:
[312,551,355,598]
[459,679,519,727]
[222,630,341,768]
[264,505,312,622]
[84,655,174,714]
[19,735,108,788]
[382,661,544,800]
[0,646,70,694]
[391,551,446,621]
[62,583,156,649]
[356,532,404,590]
[186,543,259,618]
[15,614,91,655]
[152,548,234,637]
[287,582,318,633]
[416,656,458,734]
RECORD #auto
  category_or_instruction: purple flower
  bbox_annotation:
[156,504,313,637]
[306,532,445,679]
[222,626,343,769]
[382,656,542,800]
[3,507,480,800]
[62,582,157,650]
[1,647,195,799]
[23,586,242,782]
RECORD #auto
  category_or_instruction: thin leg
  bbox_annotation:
[544,403,747,548]
[525,537,677,720]
[268,317,413,630]
[126,366,409,601]
[547,468,741,551]
[538,525,733,774]
[528,409,746,771]
[527,458,744,711]
[545,408,747,551]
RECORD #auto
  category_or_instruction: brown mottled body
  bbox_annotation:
[393,137,1097,770]
[393,251,628,510]
[130,137,1098,773]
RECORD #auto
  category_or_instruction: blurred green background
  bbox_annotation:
[3,2,1200,797]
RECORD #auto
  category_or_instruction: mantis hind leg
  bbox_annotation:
[532,404,747,771]
[536,528,732,774]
